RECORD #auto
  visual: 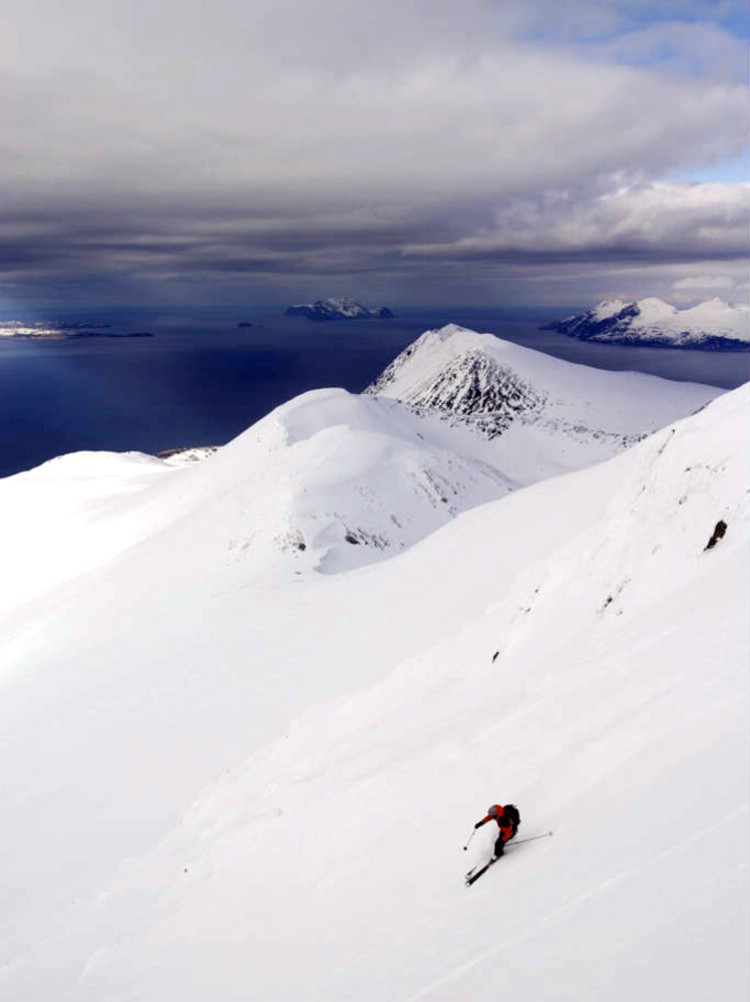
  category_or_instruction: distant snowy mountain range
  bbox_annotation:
[285,297,394,321]
[545,297,749,349]
[0,325,746,1002]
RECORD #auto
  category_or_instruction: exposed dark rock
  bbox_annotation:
[705,520,728,550]
[368,347,544,438]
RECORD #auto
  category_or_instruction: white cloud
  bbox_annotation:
[403,182,750,262]
[0,2,746,207]
[672,275,735,289]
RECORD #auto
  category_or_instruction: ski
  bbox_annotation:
[464,831,553,886]
[465,858,498,886]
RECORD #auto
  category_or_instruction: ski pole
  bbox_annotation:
[463,828,477,851]
[511,831,553,846]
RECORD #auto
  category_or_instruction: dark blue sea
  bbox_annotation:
[1,305,748,479]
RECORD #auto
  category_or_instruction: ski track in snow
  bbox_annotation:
[407,805,749,1002]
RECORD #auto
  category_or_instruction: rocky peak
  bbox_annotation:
[367,329,544,437]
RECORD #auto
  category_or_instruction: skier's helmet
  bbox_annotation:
[487,805,499,817]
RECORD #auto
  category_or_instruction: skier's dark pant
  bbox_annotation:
[494,825,516,857]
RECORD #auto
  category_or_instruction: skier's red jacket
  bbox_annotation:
[476,804,516,844]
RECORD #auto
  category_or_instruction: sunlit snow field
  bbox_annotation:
[0,325,747,1000]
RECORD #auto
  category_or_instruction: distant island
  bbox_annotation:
[285,297,394,322]
[543,297,749,350]
[0,321,153,340]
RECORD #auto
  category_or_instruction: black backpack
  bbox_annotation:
[504,804,521,831]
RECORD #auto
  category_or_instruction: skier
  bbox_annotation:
[473,803,520,858]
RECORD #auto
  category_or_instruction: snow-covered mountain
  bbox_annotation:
[0,328,746,1001]
[545,296,750,349]
[366,324,718,474]
[0,330,717,590]
[285,297,394,321]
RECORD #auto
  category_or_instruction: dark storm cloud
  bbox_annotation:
[1,186,748,307]
[0,0,747,308]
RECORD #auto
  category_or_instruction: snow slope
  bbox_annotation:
[0,389,519,592]
[0,334,746,1000]
[83,388,748,1002]
[546,297,750,348]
